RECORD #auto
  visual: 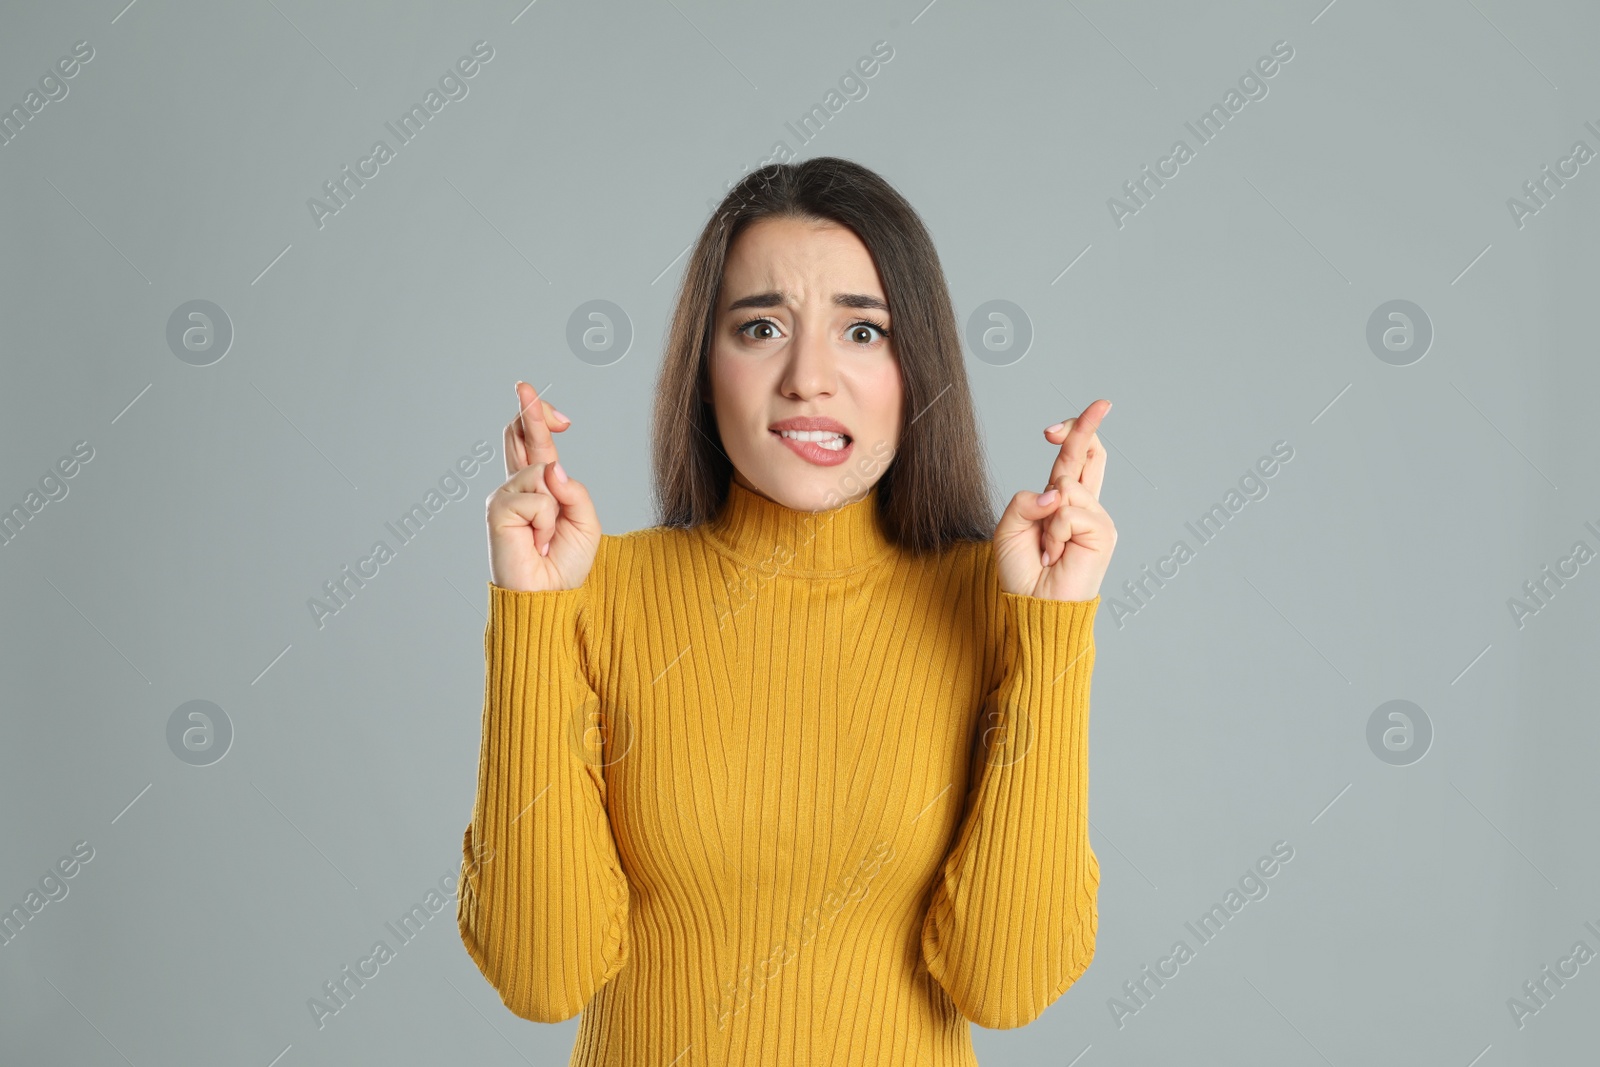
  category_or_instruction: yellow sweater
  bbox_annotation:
[457,478,1100,1064]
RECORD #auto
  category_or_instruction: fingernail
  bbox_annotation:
[1038,488,1059,505]
[1044,421,1065,433]
[540,540,550,556]
[551,407,570,424]
[1041,549,1050,568]
[552,461,568,484]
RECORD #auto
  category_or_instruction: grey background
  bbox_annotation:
[2,0,1597,1063]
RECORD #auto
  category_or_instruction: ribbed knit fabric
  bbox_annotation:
[457,478,1100,1065]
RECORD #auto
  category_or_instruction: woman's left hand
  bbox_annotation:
[994,399,1118,601]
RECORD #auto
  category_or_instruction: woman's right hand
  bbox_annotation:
[487,381,602,592]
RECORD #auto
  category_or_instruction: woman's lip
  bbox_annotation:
[769,423,853,436]
[771,429,853,467]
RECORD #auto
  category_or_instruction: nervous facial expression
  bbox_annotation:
[708,215,904,511]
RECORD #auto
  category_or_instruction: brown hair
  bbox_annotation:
[649,156,995,556]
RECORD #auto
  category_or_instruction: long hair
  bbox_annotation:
[649,156,995,556]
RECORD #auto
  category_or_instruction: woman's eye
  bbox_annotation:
[736,318,889,344]
[739,319,780,340]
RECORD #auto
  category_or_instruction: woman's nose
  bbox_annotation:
[781,323,837,396]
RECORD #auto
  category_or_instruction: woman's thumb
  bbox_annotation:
[994,487,1058,543]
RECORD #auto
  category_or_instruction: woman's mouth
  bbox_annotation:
[771,428,854,466]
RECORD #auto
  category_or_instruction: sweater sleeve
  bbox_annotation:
[456,579,631,1023]
[920,588,1100,1030]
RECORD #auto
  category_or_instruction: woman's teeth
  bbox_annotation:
[776,429,849,451]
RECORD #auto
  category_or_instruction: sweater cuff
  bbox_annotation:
[485,579,585,644]
[483,580,596,765]
[997,591,1097,728]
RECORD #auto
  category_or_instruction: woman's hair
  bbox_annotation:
[650,156,996,556]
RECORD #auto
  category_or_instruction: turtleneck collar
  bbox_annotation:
[701,477,896,578]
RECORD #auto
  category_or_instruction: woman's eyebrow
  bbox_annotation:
[725,291,889,313]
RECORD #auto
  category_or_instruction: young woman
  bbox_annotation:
[457,157,1117,1065]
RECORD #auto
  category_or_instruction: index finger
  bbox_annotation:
[1045,399,1110,491]
[515,381,560,469]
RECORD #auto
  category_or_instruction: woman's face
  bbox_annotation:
[708,215,904,511]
